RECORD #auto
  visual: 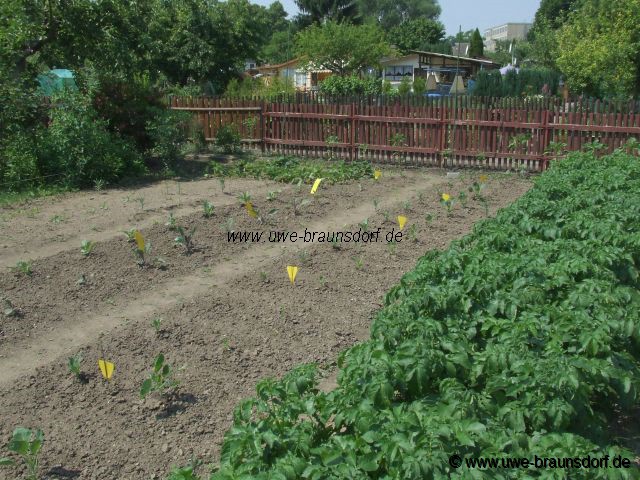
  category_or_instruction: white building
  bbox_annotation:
[483,23,532,52]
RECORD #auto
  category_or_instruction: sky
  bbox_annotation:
[250,0,541,35]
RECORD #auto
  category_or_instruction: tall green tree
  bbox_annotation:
[556,0,640,96]
[294,0,361,25]
[468,28,484,57]
[295,21,392,76]
[388,18,444,54]
[357,0,441,30]
[530,0,580,35]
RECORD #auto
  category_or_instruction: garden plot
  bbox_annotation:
[0,168,531,479]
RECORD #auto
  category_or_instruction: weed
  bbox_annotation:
[382,210,391,223]
[50,215,64,224]
[0,427,44,480]
[425,213,433,224]
[266,190,279,201]
[331,237,342,250]
[407,224,419,243]
[260,271,268,283]
[298,250,310,266]
[319,276,328,288]
[76,274,86,286]
[402,200,411,212]
[175,226,196,254]
[80,240,95,256]
[203,201,215,218]
[222,338,232,351]
[140,353,178,399]
[359,218,370,232]
[166,213,178,231]
[373,198,380,212]
[353,256,364,270]
[11,260,32,276]
[93,179,105,191]
[136,196,145,211]
[68,353,83,380]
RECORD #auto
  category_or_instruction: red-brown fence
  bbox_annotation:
[169,96,640,171]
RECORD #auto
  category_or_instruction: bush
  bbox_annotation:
[146,109,196,172]
[397,77,412,96]
[318,75,382,96]
[0,131,41,191]
[215,125,241,154]
[40,89,145,188]
[473,68,561,97]
[412,77,426,96]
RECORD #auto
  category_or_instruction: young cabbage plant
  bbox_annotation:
[68,352,83,380]
[175,226,196,254]
[203,201,215,218]
[80,240,95,256]
[165,213,178,231]
[0,427,44,480]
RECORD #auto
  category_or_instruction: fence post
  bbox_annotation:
[260,100,266,155]
[350,102,356,161]
[541,108,550,171]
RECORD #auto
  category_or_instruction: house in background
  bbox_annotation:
[380,51,500,93]
[254,58,332,91]
[483,23,532,52]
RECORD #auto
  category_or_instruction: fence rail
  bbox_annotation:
[170,96,640,171]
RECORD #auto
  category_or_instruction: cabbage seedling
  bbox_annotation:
[238,192,252,204]
[165,214,178,231]
[68,353,83,380]
[11,260,32,276]
[140,353,178,399]
[0,427,44,480]
[151,317,162,333]
[175,226,196,254]
[80,240,95,256]
[293,198,311,216]
[203,201,215,218]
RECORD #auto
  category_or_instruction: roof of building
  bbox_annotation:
[412,51,500,67]
[256,58,300,72]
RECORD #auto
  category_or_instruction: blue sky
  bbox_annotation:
[250,0,541,35]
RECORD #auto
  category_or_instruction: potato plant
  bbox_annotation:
[211,151,640,479]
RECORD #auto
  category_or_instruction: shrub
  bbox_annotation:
[0,132,41,191]
[146,109,195,172]
[215,125,241,154]
[318,75,382,96]
[40,89,145,188]
[397,76,412,96]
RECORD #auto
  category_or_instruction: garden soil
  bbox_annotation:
[0,169,532,479]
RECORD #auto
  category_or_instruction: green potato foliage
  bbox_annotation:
[209,150,640,479]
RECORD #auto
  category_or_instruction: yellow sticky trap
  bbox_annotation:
[287,266,298,284]
[98,359,115,380]
[374,170,382,180]
[397,215,407,231]
[134,230,145,252]
[310,178,323,195]
[245,202,258,218]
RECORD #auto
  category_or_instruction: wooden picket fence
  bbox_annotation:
[169,96,640,171]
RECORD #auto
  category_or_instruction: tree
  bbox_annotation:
[295,0,361,25]
[358,0,440,30]
[295,21,392,76]
[389,18,445,54]
[530,0,580,35]
[468,28,484,58]
[555,0,640,97]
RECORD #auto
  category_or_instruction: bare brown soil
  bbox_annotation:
[0,169,532,480]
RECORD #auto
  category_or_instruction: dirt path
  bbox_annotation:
[0,177,282,268]
[0,177,441,385]
[0,171,532,480]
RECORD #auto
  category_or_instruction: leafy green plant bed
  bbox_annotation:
[211,150,640,479]
[208,156,373,184]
